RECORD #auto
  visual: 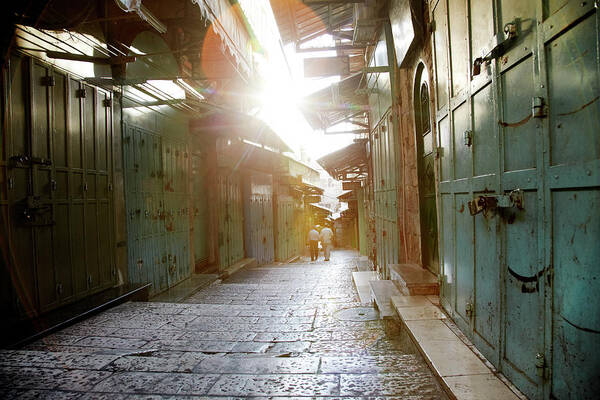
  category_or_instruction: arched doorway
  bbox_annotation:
[414,63,439,275]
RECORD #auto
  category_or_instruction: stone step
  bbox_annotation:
[352,271,379,303]
[390,263,439,296]
[369,280,401,319]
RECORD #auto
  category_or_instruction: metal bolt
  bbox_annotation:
[554,175,559,179]
[586,170,592,176]
[540,84,545,88]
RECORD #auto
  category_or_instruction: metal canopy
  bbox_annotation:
[190,110,292,153]
[299,72,368,131]
[317,141,367,181]
[268,0,372,75]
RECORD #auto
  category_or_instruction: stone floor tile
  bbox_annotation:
[208,374,339,396]
[55,369,113,391]
[0,366,64,389]
[179,331,256,342]
[0,388,82,399]
[340,373,441,397]
[320,355,424,374]
[110,328,185,341]
[265,341,311,354]
[108,353,205,373]
[90,371,167,393]
[75,336,147,349]
[195,356,319,374]
[142,339,237,352]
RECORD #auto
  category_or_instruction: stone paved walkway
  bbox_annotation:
[0,250,447,399]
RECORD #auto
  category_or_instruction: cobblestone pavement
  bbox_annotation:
[0,250,447,399]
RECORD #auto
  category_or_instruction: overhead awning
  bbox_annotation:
[317,142,368,181]
[337,190,356,201]
[309,203,333,215]
[190,109,292,153]
[193,0,253,78]
[268,0,367,75]
[299,72,368,132]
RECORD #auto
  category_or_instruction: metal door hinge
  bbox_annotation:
[76,88,86,98]
[103,98,112,107]
[87,275,93,286]
[41,76,55,86]
[83,182,88,191]
[435,147,444,159]
[8,177,14,190]
[535,353,545,377]
[464,130,473,147]
[108,183,113,191]
[50,179,57,191]
[532,97,546,118]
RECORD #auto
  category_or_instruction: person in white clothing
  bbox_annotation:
[319,225,334,261]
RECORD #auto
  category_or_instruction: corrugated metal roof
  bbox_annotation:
[317,141,367,181]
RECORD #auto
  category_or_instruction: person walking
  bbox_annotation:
[307,226,320,261]
[320,225,334,261]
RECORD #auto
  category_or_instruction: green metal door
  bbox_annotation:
[123,123,191,295]
[432,0,599,398]
[192,152,209,266]
[3,55,116,316]
[217,170,244,269]
[415,65,439,275]
[243,172,274,265]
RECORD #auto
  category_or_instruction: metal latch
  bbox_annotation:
[465,302,473,318]
[473,22,519,76]
[468,189,524,216]
[10,155,52,167]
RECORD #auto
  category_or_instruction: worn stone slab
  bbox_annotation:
[390,263,439,296]
[208,374,339,396]
[419,339,490,377]
[352,271,379,303]
[108,352,206,373]
[91,372,219,395]
[340,373,440,396]
[369,280,402,319]
[443,373,521,399]
[395,305,447,321]
[320,354,423,374]
[405,319,458,342]
[195,356,319,374]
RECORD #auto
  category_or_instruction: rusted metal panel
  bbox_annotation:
[244,172,274,265]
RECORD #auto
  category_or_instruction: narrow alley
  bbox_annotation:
[1,250,446,398]
[1,0,598,398]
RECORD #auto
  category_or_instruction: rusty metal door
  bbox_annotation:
[243,172,274,265]
[192,152,209,266]
[217,170,244,269]
[123,123,191,295]
[432,0,599,398]
[3,55,116,315]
